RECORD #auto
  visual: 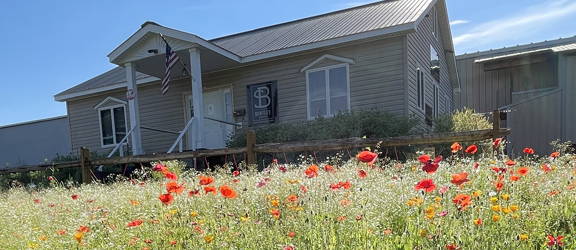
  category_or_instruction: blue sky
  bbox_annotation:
[1,0,575,126]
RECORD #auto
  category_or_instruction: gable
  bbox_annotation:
[94,96,127,110]
[301,54,355,72]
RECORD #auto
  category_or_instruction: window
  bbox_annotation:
[306,64,350,119]
[430,45,440,82]
[98,105,127,147]
[417,68,425,110]
[433,84,439,117]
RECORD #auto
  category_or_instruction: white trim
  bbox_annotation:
[108,24,241,65]
[243,22,416,63]
[93,96,127,110]
[416,67,425,111]
[97,104,128,148]
[305,63,351,120]
[300,54,355,72]
[54,76,159,102]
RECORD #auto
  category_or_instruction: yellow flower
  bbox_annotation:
[74,232,84,243]
[519,234,529,240]
[406,197,424,206]
[27,242,39,249]
[270,199,280,207]
[39,235,47,241]
[490,197,498,203]
[204,235,214,243]
[288,205,304,211]
[240,216,251,222]
[424,206,435,219]
[502,207,512,214]
[473,218,483,225]
[500,194,510,201]
[511,213,520,219]
[472,190,483,197]
[510,205,519,212]
[287,179,300,184]
[434,196,442,203]
[492,214,501,222]
[169,209,178,215]
[491,205,501,212]
[190,211,199,217]
[419,229,428,237]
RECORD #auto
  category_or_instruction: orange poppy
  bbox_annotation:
[270,209,281,219]
[356,151,378,164]
[450,172,470,186]
[550,152,560,158]
[510,175,520,181]
[199,176,214,185]
[517,167,529,176]
[465,145,478,154]
[158,193,174,205]
[77,226,90,233]
[305,165,319,178]
[219,185,237,199]
[358,169,367,178]
[324,165,335,172]
[495,181,504,191]
[414,179,436,193]
[541,164,552,173]
[339,181,352,190]
[505,160,516,166]
[287,231,296,238]
[204,186,217,195]
[452,194,472,210]
[286,194,298,203]
[164,171,178,180]
[166,181,184,194]
[451,142,462,153]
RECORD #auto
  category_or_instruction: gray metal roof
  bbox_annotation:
[211,0,432,57]
[55,0,434,100]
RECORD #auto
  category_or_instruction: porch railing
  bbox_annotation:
[168,117,196,153]
[107,125,137,158]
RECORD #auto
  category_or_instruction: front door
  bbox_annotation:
[185,88,233,149]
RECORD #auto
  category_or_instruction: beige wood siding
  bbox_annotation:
[406,5,452,129]
[565,56,576,142]
[66,37,407,154]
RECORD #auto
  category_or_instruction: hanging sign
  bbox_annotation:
[126,89,135,100]
[247,81,277,125]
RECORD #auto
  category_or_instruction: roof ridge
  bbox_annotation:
[210,0,396,42]
[457,35,576,58]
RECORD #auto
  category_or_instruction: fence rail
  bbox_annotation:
[0,111,508,183]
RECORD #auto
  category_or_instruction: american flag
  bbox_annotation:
[161,36,181,95]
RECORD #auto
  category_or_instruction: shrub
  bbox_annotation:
[228,110,417,147]
[434,108,492,133]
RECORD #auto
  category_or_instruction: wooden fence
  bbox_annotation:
[0,111,509,184]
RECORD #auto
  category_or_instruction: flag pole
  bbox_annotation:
[159,34,190,76]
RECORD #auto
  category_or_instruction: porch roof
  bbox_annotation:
[55,0,437,101]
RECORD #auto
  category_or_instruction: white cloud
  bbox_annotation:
[449,20,469,26]
[453,0,576,51]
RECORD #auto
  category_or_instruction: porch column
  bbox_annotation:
[125,62,144,155]
[189,46,204,149]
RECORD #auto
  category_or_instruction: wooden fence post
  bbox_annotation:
[80,147,93,184]
[492,110,501,140]
[246,130,257,165]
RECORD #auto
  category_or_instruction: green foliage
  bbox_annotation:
[434,108,492,133]
[228,110,417,147]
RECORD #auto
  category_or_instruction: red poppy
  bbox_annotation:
[550,152,560,158]
[510,175,520,181]
[152,163,166,172]
[324,165,335,172]
[494,181,504,191]
[339,181,352,190]
[287,232,296,238]
[523,147,535,155]
[473,162,479,169]
[493,138,502,148]
[166,181,184,194]
[170,241,177,245]
[452,194,472,210]
[232,171,240,177]
[270,209,281,219]
[505,160,516,166]
[358,169,367,178]
[418,154,431,163]
[33,199,41,204]
[465,145,478,154]
[450,172,470,186]
[204,186,217,195]
[446,244,460,250]
[219,185,237,199]
[517,167,529,176]
[71,194,79,200]
[286,194,298,203]
[451,142,462,153]
[547,235,564,246]
[127,219,143,227]
[300,185,308,193]
[164,171,178,180]
[491,167,507,174]
[357,151,378,165]
[199,176,214,185]
[414,179,436,193]
[304,165,319,178]
[188,189,200,197]
[422,157,441,174]
[330,183,340,190]
[159,193,174,205]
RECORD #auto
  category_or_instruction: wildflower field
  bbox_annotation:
[0,141,575,249]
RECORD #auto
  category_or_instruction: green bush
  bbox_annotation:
[228,110,417,147]
[434,108,492,133]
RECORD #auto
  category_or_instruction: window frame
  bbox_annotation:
[433,83,440,118]
[417,67,425,111]
[432,7,439,39]
[305,63,351,120]
[97,103,128,148]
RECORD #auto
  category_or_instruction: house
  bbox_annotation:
[0,116,72,169]
[455,36,576,154]
[54,0,459,156]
